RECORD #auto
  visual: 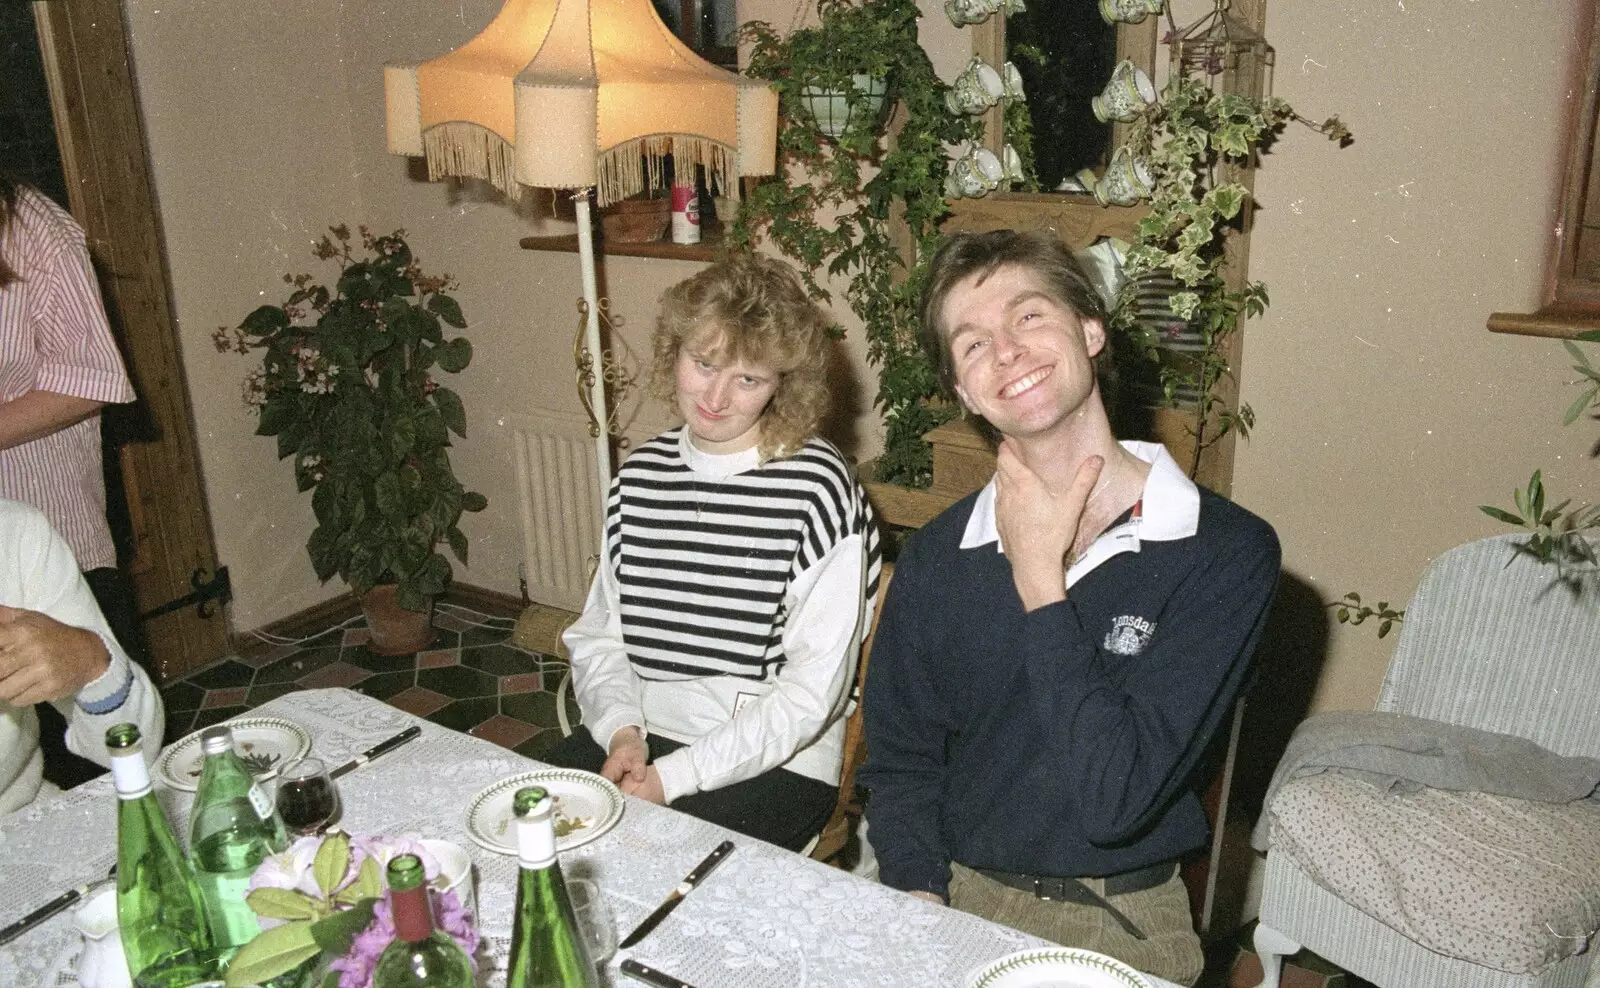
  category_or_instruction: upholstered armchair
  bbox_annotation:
[1253,534,1600,988]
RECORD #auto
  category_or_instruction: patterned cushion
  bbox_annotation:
[1268,772,1600,974]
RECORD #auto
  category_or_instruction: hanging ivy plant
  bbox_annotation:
[1112,74,1349,475]
[734,0,982,487]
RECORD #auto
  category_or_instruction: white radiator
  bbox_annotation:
[512,411,604,612]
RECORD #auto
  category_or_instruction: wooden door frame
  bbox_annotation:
[33,0,230,680]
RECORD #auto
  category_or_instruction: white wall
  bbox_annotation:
[124,0,363,628]
[1238,0,1597,711]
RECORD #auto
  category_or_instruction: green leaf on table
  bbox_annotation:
[313,831,352,897]
[310,898,377,955]
[335,856,382,905]
[245,887,322,921]
[224,921,320,988]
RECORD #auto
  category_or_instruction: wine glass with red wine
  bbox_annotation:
[274,757,341,837]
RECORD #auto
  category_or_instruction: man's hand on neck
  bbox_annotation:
[994,441,1104,612]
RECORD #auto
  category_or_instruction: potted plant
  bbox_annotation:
[744,0,907,146]
[215,225,487,653]
[736,0,982,486]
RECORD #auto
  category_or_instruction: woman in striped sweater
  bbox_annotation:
[546,254,882,851]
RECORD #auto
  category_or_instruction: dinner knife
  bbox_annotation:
[617,839,735,948]
[0,864,115,947]
[620,959,698,988]
[329,725,422,780]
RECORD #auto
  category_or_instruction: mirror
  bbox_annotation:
[1004,0,1117,190]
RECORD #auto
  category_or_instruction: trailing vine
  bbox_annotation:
[734,0,982,486]
[1113,75,1348,476]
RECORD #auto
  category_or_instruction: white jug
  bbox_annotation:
[73,883,132,988]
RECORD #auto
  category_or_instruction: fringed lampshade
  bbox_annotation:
[384,0,779,514]
[384,0,778,206]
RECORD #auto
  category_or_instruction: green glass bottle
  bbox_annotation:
[506,786,598,988]
[372,854,474,988]
[188,725,290,961]
[106,723,217,988]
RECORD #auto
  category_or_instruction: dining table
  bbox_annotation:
[0,686,1183,988]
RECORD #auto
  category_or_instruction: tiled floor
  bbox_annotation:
[161,603,580,762]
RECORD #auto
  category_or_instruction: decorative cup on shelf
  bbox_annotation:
[1099,0,1163,23]
[1002,143,1027,186]
[945,145,1006,199]
[1094,147,1155,207]
[944,57,1006,116]
[1091,59,1157,123]
[943,0,991,27]
[73,883,132,988]
[1002,61,1027,104]
[999,0,1027,14]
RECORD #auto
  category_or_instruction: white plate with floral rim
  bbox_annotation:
[156,717,312,791]
[464,769,624,856]
[967,948,1155,988]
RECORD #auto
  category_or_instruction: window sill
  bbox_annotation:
[1487,308,1600,340]
[519,226,725,262]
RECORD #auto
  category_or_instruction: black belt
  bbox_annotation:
[971,860,1176,941]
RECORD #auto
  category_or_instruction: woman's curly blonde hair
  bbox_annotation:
[650,254,832,461]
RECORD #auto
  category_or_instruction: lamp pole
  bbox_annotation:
[573,190,611,534]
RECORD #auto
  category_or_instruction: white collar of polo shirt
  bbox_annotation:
[959,440,1201,589]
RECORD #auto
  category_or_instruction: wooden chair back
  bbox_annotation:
[810,561,894,863]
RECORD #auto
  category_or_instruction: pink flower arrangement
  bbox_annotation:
[226,831,476,988]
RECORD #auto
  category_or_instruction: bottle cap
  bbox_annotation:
[199,726,234,756]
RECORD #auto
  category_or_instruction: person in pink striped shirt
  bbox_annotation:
[1,176,140,788]
[0,177,135,574]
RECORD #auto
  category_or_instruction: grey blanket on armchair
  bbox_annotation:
[1251,709,1600,851]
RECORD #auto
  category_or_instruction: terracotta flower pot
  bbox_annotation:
[360,584,435,655]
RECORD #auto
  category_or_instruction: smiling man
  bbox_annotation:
[858,231,1280,985]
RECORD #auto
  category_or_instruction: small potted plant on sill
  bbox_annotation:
[216,225,487,654]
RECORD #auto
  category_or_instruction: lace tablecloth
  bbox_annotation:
[0,687,1180,988]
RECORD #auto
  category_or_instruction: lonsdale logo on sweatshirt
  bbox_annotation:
[1103,615,1156,656]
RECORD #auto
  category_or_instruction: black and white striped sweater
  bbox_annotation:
[608,427,882,682]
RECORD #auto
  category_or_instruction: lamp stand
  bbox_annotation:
[573,190,612,532]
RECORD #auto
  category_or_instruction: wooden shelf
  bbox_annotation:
[519,226,726,262]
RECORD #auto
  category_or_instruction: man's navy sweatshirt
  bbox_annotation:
[859,486,1280,899]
